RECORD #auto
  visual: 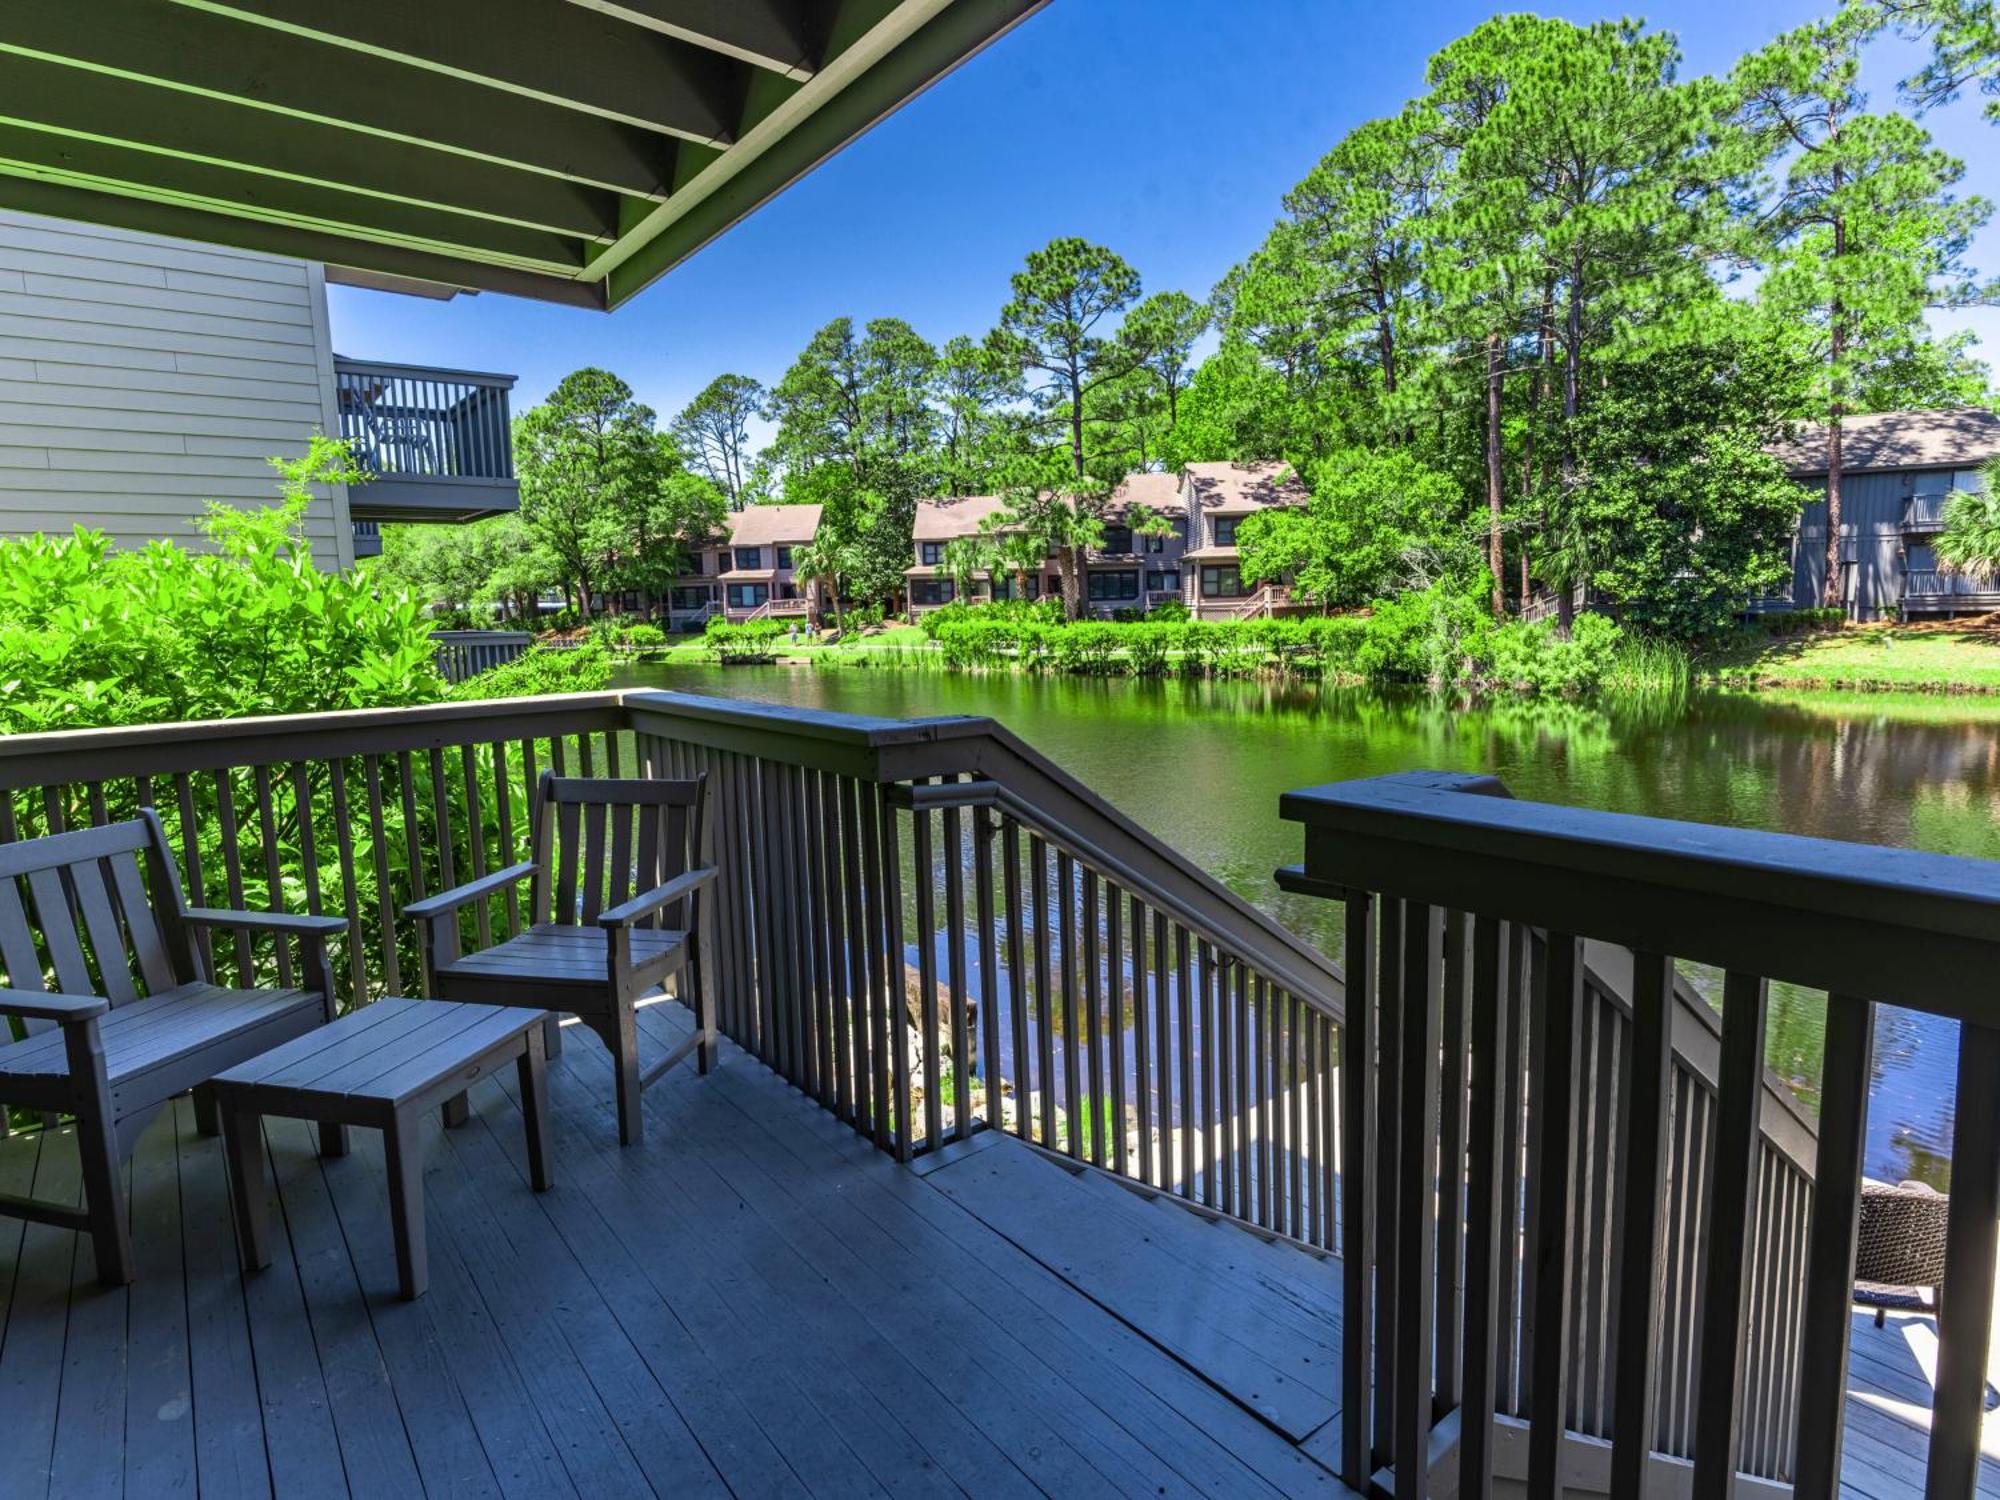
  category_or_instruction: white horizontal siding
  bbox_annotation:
[0,209,350,566]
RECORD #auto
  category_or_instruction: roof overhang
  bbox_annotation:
[0,0,1046,310]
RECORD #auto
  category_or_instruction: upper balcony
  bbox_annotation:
[334,357,519,523]
[1904,491,1952,533]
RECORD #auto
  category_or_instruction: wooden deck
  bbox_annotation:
[0,993,1992,1498]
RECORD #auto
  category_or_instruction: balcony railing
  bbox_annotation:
[0,694,1980,1493]
[1903,491,1951,531]
[1280,769,2000,1499]
[333,357,519,522]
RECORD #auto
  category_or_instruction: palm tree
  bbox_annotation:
[791,534,849,633]
[1936,458,2000,580]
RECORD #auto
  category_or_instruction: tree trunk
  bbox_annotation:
[1823,165,1849,614]
[1058,545,1084,620]
[1485,330,1506,621]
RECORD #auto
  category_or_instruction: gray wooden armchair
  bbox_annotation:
[0,810,345,1284]
[406,772,715,1145]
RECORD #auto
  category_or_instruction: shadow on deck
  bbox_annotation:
[0,1000,1344,1499]
[0,996,1994,1498]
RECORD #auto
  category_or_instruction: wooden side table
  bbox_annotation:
[211,997,553,1300]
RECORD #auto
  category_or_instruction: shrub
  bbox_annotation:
[1125,623,1172,675]
[1146,598,1189,623]
[1354,584,1492,686]
[622,622,666,648]
[1486,612,1624,695]
[449,641,614,700]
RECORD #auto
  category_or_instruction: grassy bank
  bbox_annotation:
[1703,619,2000,693]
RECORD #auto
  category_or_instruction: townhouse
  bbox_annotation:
[666,503,824,628]
[1180,459,1314,619]
[906,469,1220,618]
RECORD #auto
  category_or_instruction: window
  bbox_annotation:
[778,581,798,601]
[686,552,707,575]
[991,574,1040,602]
[1142,528,1173,554]
[912,579,956,606]
[1201,564,1245,599]
[726,583,769,609]
[919,541,946,565]
[1087,570,1140,602]
[1100,525,1133,555]
[1145,569,1180,594]
[1908,542,1938,572]
[777,545,793,569]
[1212,517,1241,547]
[670,586,711,610]
[733,547,763,570]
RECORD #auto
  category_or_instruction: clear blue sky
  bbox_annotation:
[327,1,2000,428]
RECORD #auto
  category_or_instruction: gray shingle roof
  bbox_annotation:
[1771,409,2000,476]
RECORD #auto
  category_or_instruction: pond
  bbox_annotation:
[619,662,2000,1189]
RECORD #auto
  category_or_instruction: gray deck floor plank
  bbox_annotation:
[125,1103,197,1500]
[2,995,1984,1498]
[2,1127,71,1500]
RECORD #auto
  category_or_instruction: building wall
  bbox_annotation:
[0,209,352,566]
[1789,465,1988,619]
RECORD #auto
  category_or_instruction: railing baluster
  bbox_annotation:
[1610,951,1675,1497]
[1057,852,1080,1160]
[841,776,871,1131]
[212,768,252,981]
[859,779,890,1149]
[879,788,910,1161]
[1438,911,1468,1414]
[1461,915,1505,1499]
[1928,1019,2000,1500]
[1081,868,1103,1165]
[974,808,1001,1136]
[1198,940,1219,1208]
[1527,932,1583,1497]
[944,799,971,1143]
[327,759,367,1005]
[1003,823,1029,1143]
[1234,961,1253,1227]
[1175,925,1194,1198]
[1153,911,1172,1191]
[1374,899,1405,1466]
[912,800,941,1150]
[1691,970,1768,1495]
[1130,892,1151,1181]
[1107,885,1127,1177]
[1032,835,1055,1152]
[1392,903,1442,1500]
[252,765,292,987]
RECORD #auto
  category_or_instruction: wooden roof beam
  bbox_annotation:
[0,52,621,243]
[178,0,745,144]
[0,176,607,307]
[565,0,824,79]
[4,0,679,198]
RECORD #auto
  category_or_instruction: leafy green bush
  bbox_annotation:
[917,597,1062,641]
[0,448,444,735]
[447,641,613,700]
[1354,585,1493,685]
[622,622,666,648]
[1487,613,1623,695]
[1146,598,1189,622]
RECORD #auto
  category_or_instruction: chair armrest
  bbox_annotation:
[403,861,536,922]
[0,987,110,1023]
[599,866,718,930]
[183,908,349,938]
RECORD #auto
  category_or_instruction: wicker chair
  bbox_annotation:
[1855,1180,1950,1328]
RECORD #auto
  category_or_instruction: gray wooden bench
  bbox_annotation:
[211,996,552,1300]
[0,811,345,1285]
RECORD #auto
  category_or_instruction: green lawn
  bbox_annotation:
[1705,623,2000,693]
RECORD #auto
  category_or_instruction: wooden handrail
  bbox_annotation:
[1281,768,2000,1497]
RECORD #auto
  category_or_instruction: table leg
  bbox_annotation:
[221,1104,271,1273]
[519,1024,553,1193]
[318,1121,350,1158]
[384,1112,428,1300]
[442,1092,470,1129]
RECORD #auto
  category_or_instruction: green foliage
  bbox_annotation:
[1937,459,2000,576]
[1238,449,1473,608]
[670,373,765,506]
[0,443,445,734]
[446,642,613,700]
[1488,614,1623,695]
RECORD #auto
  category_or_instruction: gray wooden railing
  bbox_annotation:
[0,697,1865,1485]
[1280,769,2000,1500]
[333,358,515,483]
[430,630,532,683]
